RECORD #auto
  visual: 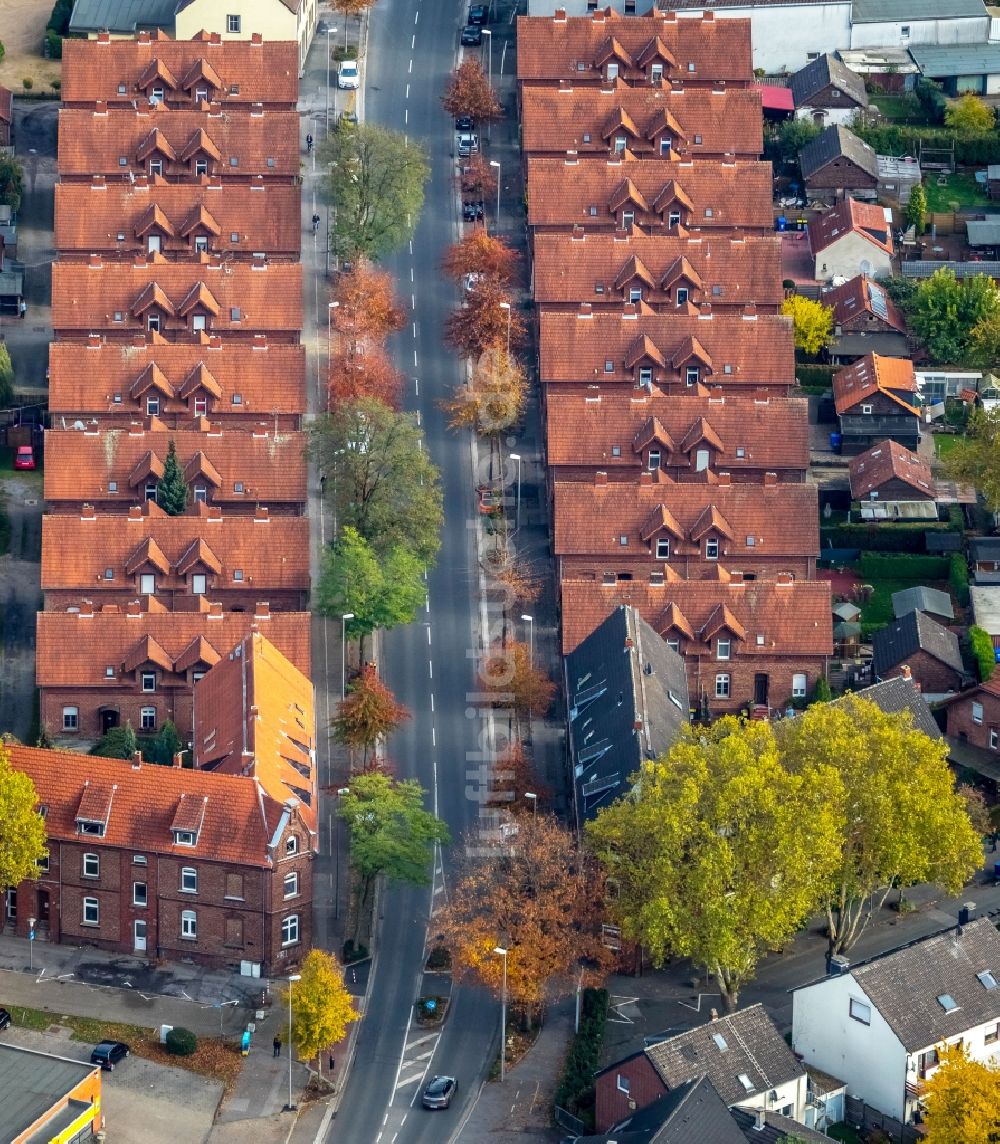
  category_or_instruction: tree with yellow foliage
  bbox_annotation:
[280,949,359,1075]
[781,294,833,357]
[922,1043,1000,1142]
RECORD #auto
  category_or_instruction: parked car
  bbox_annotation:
[457,132,479,158]
[91,1041,130,1070]
[422,1075,457,1109]
[14,445,35,470]
[461,25,482,45]
[338,60,360,90]
[462,201,484,221]
[455,114,475,132]
[468,4,489,25]
[0,1007,11,1032]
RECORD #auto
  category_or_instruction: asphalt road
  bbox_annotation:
[328,2,502,1142]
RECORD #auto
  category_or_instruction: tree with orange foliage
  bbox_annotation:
[488,742,551,813]
[329,345,404,410]
[441,349,526,437]
[459,156,497,199]
[442,230,518,286]
[444,279,526,359]
[436,814,613,1026]
[331,262,405,356]
[332,663,410,770]
[481,638,556,724]
[441,58,503,124]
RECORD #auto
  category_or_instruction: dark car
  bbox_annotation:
[468,4,489,25]
[0,1007,11,1032]
[91,1040,129,1070]
[461,24,482,45]
[422,1075,457,1110]
[454,114,475,132]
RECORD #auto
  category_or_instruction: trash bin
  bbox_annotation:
[776,215,787,232]
[241,1030,251,1056]
[829,432,842,453]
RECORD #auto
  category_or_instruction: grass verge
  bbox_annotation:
[935,433,965,459]
[923,170,990,212]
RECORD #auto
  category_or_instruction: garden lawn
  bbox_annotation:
[923,170,991,212]
[869,94,933,125]
[856,575,951,633]
[935,433,966,459]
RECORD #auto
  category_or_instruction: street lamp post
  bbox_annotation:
[28,916,36,972]
[493,946,508,1082]
[285,973,302,1112]
[509,452,521,530]
[521,614,534,670]
[482,30,493,143]
[525,791,537,816]
[341,612,355,699]
[490,160,501,231]
[499,300,511,357]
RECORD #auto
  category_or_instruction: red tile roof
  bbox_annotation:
[55,181,301,257]
[808,198,894,257]
[823,274,906,333]
[41,505,309,594]
[8,743,303,868]
[516,9,753,87]
[848,440,935,499]
[521,83,763,159]
[527,156,774,232]
[554,478,818,558]
[833,353,918,415]
[533,231,783,309]
[194,630,316,832]
[43,427,307,508]
[36,609,311,686]
[539,309,794,389]
[47,342,306,421]
[560,577,833,654]
[57,108,299,179]
[546,390,809,473]
[51,260,302,335]
[61,37,298,107]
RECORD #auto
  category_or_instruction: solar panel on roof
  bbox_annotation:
[868,283,889,321]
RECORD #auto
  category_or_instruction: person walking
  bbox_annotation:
[273,1034,281,1058]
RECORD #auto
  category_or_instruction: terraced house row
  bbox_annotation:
[518,8,834,801]
[5,30,316,974]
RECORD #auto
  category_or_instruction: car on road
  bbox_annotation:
[468,4,489,25]
[457,132,479,158]
[14,445,35,470]
[461,25,482,45]
[91,1041,130,1070]
[454,114,475,132]
[0,1007,11,1032]
[338,60,360,90]
[422,1075,457,1109]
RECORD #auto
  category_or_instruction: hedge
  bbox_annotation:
[949,552,970,607]
[970,626,996,683]
[858,553,949,580]
[795,364,837,388]
[555,987,609,1128]
[854,121,1000,166]
[821,524,933,554]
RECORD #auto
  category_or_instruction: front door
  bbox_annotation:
[37,890,50,929]
[5,889,15,922]
[101,709,119,734]
[754,673,770,707]
[134,920,147,952]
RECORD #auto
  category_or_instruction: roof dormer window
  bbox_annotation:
[173,829,197,847]
[78,820,105,837]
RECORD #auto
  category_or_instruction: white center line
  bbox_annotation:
[428,661,433,679]
[408,58,413,74]
[411,33,416,49]
[414,10,419,23]
[426,627,432,645]
[406,83,410,99]
[412,321,418,338]
[430,693,435,712]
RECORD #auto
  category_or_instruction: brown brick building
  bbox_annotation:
[946,678,1000,751]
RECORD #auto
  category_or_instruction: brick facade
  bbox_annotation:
[882,649,965,696]
[946,682,1000,751]
[594,1053,667,1133]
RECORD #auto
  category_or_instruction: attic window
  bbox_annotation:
[704,207,712,217]
[978,971,998,991]
[589,206,598,217]
[611,445,621,456]
[756,634,765,645]
[712,1033,728,1052]
[267,157,276,168]
[234,569,244,581]
[577,62,586,71]
[78,820,105,837]
[694,135,703,146]
[736,446,745,458]
[229,85,240,95]
[105,666,114,677]
[119,156,128,166]
[582,133,591,143]
[104,568,114,580]
[737,1074,754,1092]
[937,994,959,1014]
[173,829,197,847]
[232,393,243,405]
[604,359,614,373]
[229,157,239,167]
[724,364,733,374]
[117,83,127,95]
[688,62,696,72]
[231,232,240,243]
[746,535,755,547]
[619,535,628,546]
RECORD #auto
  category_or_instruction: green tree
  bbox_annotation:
[812,677,832,703]
[944,92,995,135]
[922,1044,1000,1142]
[0,154,23,215]
[337,772,450,943]
[322,121,429,261]
[586,719,843,1010]
[782,295,833,356]
[89,722,139,760]
[906,182,927,236]
[0,342,14,408]
[969,625,996,683]
[943,407,1000,511]
[309,398,443,566]
[332,662,410,770]
[316,527,426,661]
[280,949,359,1075]
[777,117,822,162]
[0,744,47,892]
[156,440,188,516]
[909,269,1000,365]
[148,720,183,767]
[779,696,982,954]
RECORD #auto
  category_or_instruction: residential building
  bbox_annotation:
[851,0,990,50]
[790,53,868,125]
[833,354,920,453]
[55,179,302,260]
[57,107,300,183]
[0,1044,102,1144]
[532,231,784,313]
[842,673,943,739]
[910,43,1000,95]
[545,390,810,484]
[559,577,833,714]
[848,440,935,502]
[539,309,796,395]
[871,610,968,696]
[799,125,879,197]
[5,743,313,973]
[891,585,955,622]
[823,274,909,362]
[915,365,983,402]
[36,606,310,741]
[60,31,299,109]
[51,260,302,343]
[593,1078,750,1144]
[553,474,820,582]
[595,1005,809,1133]
[809,198,894,281]
[521,83,764,161]
[47,341,306,430]
[43,426,307,515]
[527,156,775,235]
[516,8,754,90]
[41,504,310,612]
[792,916,1000,1126]
[946,675,1000,750]
[564,604,689,826]
[971,537,1000,584]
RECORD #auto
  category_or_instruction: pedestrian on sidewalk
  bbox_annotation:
[273,1034,281,1058]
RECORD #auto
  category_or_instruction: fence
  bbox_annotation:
[554,1106,587,1136]
[844,1094,923,1144]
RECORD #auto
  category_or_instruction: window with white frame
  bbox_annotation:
[282,914,300,946]
[141,671,156,692]
[180,867,198,893]
[83,852,100,879]
[686,366,700,386]
[63,706,79,731]
[706,538,719,560]
[133,881,147,907]
[715,674,730,699]
[286,835,298,856]
[227,14,241,32]
[141,707,156,731]
[283,872,299,899]
[648,449,660,470]
[192,574,207,595]
[617,1073,631,1095]
[991,728,998,751]
[792,673,807,698]
[656,538,670,559]
[181,909,197,939]
[83,897,99,925]
[974,702,984,725]
[716,639,730,661]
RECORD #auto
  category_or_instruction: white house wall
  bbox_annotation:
[795,105,860,126]
[815,233,893,282]
[793,974,909,1120]
[734,1074,809,1122]
[851,16,989,50]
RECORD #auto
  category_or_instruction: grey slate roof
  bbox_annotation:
[846,917,1000,1052]
[799,125,879,181]
[872,610,965,679]
[972,537,1000,561]
[790,54,868,110]
[892,585,955,621]
[910,43,1000,79]
[853,0,987,22]
[565,605,690,822]
[580,1077,748,1144]
[731,1108,832,1143]
[967,218,1000,247]
[0,1043,98,1141]
[69,0,180,34]
[926,531,964,553]
[841,676,942,739]
[645,1006,803,1108]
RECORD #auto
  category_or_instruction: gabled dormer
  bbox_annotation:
[130,363,175,418]
[174,635,221,684]
[632,415,675,471]
[137,57,180,102]
[636,36,677,83]
[671,334,713,387]
[177,281,221,333]
[136,127,177,177]
[178,362,222,417]
[128,448,165,502]
[608,177,649,228]
[178,128,222,177]
[75,780,116,838]
[175,537,223,598]
[593,35,633,83]
[700,603,747,664]
[602,106,641,155]
[624,332,666,390]
[614,255,656,304]
[658,601,695,655]
[125,537,170,598]
[179,204,222,254]
[678,416,724,474]
[639,502,684,561]
[132,281,175,333]
[647,107,686,157]
[123,633,174,696]
[134,203,176,255]
[652,180,693,229]
[184,450,222,505]
[180,57,223,105]
[689,504,734,561]
[661,255,704,309]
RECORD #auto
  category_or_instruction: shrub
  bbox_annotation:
[555,987,609,1127]
[50,77,61,91]
[949,552,970,607]
[858,553,949,580]
[21,78,32,91]
[948,504,966,532]
[795,363,837,389]
[165,1027,197,1056]
[44,30,62,60]
[46,0,73,35]
[812,677,832,703]
[821,524,930,554]
[969,625,996,682]
[426,944,451,970]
